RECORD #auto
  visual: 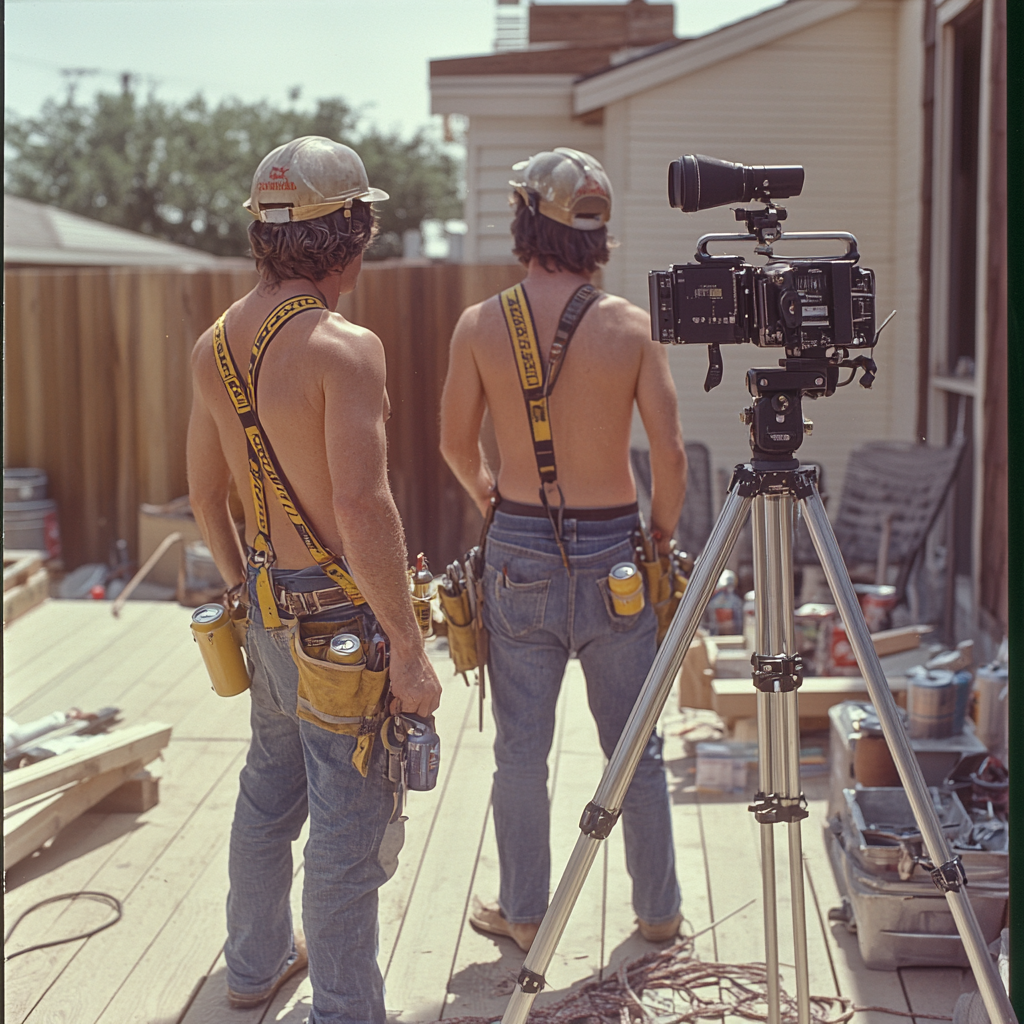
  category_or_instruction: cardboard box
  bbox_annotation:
[138,497,203,588]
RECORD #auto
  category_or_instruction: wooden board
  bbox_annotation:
[4,738,246,1024]
[4,758,145,867]
[3,722,172,808]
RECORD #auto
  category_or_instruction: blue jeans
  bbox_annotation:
[483,511,681,926]
[226,563,396,1024]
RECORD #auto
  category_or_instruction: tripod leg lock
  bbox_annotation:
[579,801,621,839]
[517,966,545,993]
[930,856,968,893]
[748,791,808,824]
[751,654,803,692]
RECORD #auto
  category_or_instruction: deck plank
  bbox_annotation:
[4,602,170,715]
[5,739,245,1024]
[379,668,496,1022]
[899,966,968,1024]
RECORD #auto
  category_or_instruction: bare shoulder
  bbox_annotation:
[308,311,386,381]
[593,292,655,343]
[456,295,504,338]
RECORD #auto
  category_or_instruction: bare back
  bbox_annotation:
[451,273,669,507]
[192,284,388,569]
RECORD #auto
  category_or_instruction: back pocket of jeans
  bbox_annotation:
[486,564,549,638]
[596,576,646,633]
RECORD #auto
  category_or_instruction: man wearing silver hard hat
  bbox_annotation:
[188,136,441,1022]
[441,148,687,951]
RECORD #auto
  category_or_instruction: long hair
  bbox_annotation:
[247,202,377,285]
[510,193,613,274]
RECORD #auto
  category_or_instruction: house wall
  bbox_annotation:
[604,0,922,507]
[467,119,604,262]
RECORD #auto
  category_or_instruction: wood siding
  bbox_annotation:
[605,0,921,505]
[463,119,604,262]
[4,263,523,573]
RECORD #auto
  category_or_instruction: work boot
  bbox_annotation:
[468,896,540,952]
[228,932,308,1009]
[637,912,683,943]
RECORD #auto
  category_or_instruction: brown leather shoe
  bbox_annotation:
[468,896,540,952]
[637,912,683,943]
[228,932,308,1009]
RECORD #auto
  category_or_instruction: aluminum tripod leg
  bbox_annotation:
[499,487,752,1024]
[750,493,811,1024]
[801,485,1016,1024]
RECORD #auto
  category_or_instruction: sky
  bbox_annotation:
[5,0,785,139]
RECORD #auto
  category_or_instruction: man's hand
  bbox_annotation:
[388,641,443,718]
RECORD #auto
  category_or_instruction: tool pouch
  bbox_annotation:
[638,553,679,648]
[290,617,390,777]
[438,587,479,673]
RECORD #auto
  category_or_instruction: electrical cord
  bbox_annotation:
[4,891,122,960]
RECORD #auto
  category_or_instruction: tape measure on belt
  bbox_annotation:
[498,281,601,567]
[212,295,366,627]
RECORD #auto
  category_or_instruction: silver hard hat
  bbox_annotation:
[509,147,612,231]
[244,136,389,224]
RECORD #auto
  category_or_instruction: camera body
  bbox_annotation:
[649,257,876,351]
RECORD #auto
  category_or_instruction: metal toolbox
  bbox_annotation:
[827,702,988,819]
[839,787,1008,883]
[826,826,1008,969]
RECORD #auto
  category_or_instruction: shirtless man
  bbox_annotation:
[187,136,441,1023]
[439,148,687,952]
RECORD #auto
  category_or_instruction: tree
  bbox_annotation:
[4,88,462,259]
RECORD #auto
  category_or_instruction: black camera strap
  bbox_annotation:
[498,281,601,568]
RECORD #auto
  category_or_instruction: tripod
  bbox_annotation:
[500,362,1015,1024]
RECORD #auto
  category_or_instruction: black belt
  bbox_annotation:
[496,499,638,522]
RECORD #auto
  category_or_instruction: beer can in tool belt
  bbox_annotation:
[400,714,440,791]
[327,633,363,664]
[191,603,250,697]
[608,562,644,615]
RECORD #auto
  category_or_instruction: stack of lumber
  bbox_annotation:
[3,722,171,868]
[3,549,50,626]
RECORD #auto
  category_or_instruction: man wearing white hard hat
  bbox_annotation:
[188,136,441,1022]
[440,148,687,952]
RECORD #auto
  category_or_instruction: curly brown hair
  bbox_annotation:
[510,194,613,275]
[247,202,377,285]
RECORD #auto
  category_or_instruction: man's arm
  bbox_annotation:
[439,307,496,517]
[187,345,247,588]
[634,322,687,555]
[323,323,441,718]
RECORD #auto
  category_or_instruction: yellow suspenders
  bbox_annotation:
[212,295,366,628]
[498,281,601,566]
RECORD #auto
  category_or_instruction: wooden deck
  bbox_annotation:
[4,600,974,1023]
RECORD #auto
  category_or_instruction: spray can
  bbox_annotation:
[398,714,440,791]
[191,603,250,697]
[326,633,363,665]
[410,553,434,638]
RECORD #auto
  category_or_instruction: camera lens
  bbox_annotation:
[668,155,804,212]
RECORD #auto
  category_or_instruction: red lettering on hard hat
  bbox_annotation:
[269,166,289,180]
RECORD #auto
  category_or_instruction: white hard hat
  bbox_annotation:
[509,147,612,231]
[244,136,389,224]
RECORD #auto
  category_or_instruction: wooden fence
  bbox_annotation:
[4,261,524,573]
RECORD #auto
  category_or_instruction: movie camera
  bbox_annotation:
[648,155,890,412]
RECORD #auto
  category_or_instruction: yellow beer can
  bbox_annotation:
[608,562,645,616]
[327,633,363,664]
[191,603,251,697]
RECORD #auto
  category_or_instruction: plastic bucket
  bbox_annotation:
[4,468,48,503]
[4,498,62,558]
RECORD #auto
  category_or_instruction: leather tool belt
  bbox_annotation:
[274,584,356,620]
